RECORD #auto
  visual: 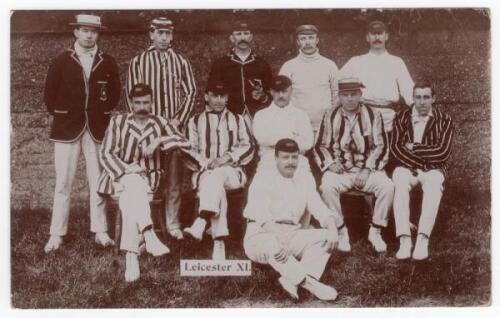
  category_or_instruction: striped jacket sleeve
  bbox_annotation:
[175,57,197,126]
[183,115,208,171]
[99,115,129,180]
[313,108,338,172]
[225,114,255,166]
[390,110,426,169]
[365,110,389,170]
[412,113,454,165]
[125,55,142,113]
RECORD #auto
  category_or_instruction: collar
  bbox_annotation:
[270,101,293,111]
[298,50,321,60]
[126,113,155,126]
[411,106,433,121]
[74,41,98,57]
[340,105,362,118]
[147,45,173,55]
[229,49,256,65]
[204,106,229,117]
[368,49,388,57]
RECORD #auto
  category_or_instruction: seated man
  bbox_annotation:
[390,81,454,260]
[315,77,394,253]
[244,139,339,301]
[252,75,314,173]
[183,80,255,260]
[97,84,193,282]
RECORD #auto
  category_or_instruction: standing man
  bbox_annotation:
[341,21,414,136]
[43,14,121,252]
[208,20,273,121]
[126,17,197,240]
[315,78,394,253]
[244,139,339,301]
[391,82,454,260]
[279,24,340,135]
[182,80,255,260]
[98,84,194,282]
[252,75,314,174]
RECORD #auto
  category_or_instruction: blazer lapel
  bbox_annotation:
[91,50,104,73]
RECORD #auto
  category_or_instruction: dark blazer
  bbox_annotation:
[44,47,121,142]
[390,106,454,174]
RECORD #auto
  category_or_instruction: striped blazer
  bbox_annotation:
[314,104,389,172]
[185,108,255,187]
[97,113,193,196]
[126,46,196,125]
[390,106,454,173]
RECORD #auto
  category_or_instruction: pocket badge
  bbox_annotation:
[98,81,108,102]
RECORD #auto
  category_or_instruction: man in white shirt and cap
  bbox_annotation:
[341,21,414,135]
[252,75,314,174]
[244,138,339,301]
[279,24,340,136]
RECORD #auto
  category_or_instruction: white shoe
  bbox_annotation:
[300,276,338,301]
[95,232,115,247]
[125,252,140,282]
[412,234,429,260]
[368,226,387,253]
[278,276,299,300]
[337,227,351,252]
[183,218,207,241]
[168,229,184,240]
[396,236,412,260]
[144,230,170,256]
[44,235,62,253]
[212,240,226,260]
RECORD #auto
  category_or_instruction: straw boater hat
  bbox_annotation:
[69,14,106,30]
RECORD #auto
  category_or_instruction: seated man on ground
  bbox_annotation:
[97,84,193,282]
[183,80,255,260]
[314,77,394,253]
[243,139,339,301]
[390,81,454,260]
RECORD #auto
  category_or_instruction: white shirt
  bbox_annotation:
[244,164,335,229]
[252,102,314,169]
[74,42,97,80]
[412,107,433,144]
[279,51,339,133]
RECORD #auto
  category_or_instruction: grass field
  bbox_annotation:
[10,10,490,308]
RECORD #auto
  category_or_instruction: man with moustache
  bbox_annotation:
[126,17,197,240]
[341,21,414,139]
[97,84,194,282]
[391,82,454,260]
[182,80,254,260]
[208,20,273,121]
[244,138,339,301]
[279,24,340,136]
[43,14,121,252]
[252,75,314,174]
[315,78,394,253]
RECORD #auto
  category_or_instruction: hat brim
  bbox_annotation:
[70,22,106,30]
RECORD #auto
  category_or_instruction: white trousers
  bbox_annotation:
[392,167,444,237]
[196,166,246,238]
[116,174,154,253]
[320,170,394,227]
[50,130,107,236]
[244,223,331,285]
[164,149,183,232]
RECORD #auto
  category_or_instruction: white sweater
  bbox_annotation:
[279,51,339,134]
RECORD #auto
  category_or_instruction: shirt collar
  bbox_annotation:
[270,101,293,111]
[412,106,433,120]
[340,105,362,118]
[204,106,228,116]
[298,50,321,60]
[74,41,98,57]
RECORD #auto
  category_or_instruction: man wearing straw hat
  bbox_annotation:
[43,14,121,252]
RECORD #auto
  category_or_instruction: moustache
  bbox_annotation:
[238,40,249,45]
[285,165,297,169]
[373,40,383,44]
[135,109,150,116]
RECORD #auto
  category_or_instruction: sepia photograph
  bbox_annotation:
[8,4,491,310]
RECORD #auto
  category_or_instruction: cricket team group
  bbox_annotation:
[41,13,454,301]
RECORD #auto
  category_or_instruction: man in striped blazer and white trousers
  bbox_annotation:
[126,17,197,240]
[314,77,394,254]
[98,84,194,282]
[183,80,255,260]
[391,81,454,260]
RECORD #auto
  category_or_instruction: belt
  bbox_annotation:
[247,219,296,225]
